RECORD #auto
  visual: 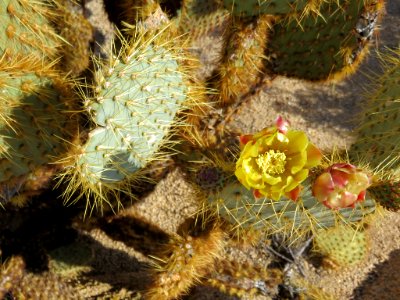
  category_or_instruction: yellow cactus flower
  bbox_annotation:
[235,117,322,201]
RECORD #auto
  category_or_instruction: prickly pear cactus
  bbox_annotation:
[61,25,196,205]
[0,57,75,204]
[207,259,283,298]
[314,226,368,267]
[266,0,382,81]
[350,49,400,172]
[207,179,376,242]
[217,15,273,106]
[146,224,226,300]
[223,0,309,16]
[178,0,230,41]
[369,180,400,211]
[54,1,93,76]
[117,0,161,24]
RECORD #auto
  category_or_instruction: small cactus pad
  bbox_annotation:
[350,50,400,171]
[12,272,78,299]
[223,0,308,17]
[266,0,381,81]
[314,226,368,266]
[207,179,376,241]
[0,0,61,58]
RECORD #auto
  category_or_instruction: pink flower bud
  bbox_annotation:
[312,163,371,209]
[275,115,289,134]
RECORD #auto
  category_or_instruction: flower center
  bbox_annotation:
[256,150,286,175]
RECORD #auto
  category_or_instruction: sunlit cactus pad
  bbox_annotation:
[76,34,188,185]
[350,50,400,171]
[314,226,368,266]
[208,179,376,237]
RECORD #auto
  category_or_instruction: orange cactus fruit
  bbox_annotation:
[312,163,371,209]
[235,116,322,201]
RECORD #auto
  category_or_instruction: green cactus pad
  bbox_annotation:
[314,226,368,266]
[266,0,381,81]
[223,0,308,17]
[207,179,376,241]
[178,0,230,40]
[0,0,61,58]
[369,180,400,211]
[217,15,273,106]
[350,50,400,172]
[0,64,74,189]
[77,42,187,186]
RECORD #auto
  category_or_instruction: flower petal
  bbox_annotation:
[287,185,302,201]
[262,173,282,185]
[286,152,306,174]
[234,125,321,202]
[239,134,253,147]
[304,143,322,168]
[312,172,334,202]
[330,169,350,188]
[285,130,308,153]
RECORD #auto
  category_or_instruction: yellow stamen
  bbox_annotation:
[256,150,286,175]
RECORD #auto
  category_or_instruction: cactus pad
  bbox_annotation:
[314,226,368,266]
[223,0,309,17]
[208,179,376,241]
[61,26,195,206]
[350,50,400,171]
[0,58,75,203]
[266,0,381,81]
[178,0,230,41]
[217,15,273,106]
[369,180,400,211]
[79,44,186,183]
[0,0,61,58]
